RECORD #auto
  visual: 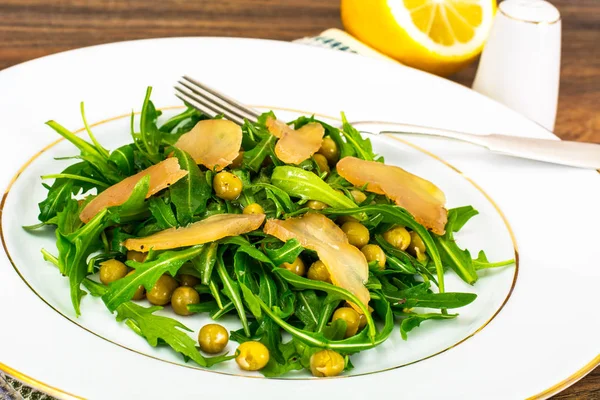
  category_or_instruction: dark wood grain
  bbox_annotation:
[0,0,597,398]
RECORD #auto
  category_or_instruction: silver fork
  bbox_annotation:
[175,76,600,170]
[175,76,259,125]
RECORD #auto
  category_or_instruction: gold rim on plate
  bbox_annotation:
[0,106,527,397]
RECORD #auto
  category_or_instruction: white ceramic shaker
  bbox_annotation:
[472,0,562,131]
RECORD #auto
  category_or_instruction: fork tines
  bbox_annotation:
[175,76,260,125]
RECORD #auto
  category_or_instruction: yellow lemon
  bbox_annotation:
[341,0,497,76]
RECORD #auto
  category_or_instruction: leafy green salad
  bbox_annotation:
[26,87,514,377]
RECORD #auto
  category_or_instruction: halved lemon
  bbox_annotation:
[341,0,497,76]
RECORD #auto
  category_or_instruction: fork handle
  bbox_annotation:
[352,121,600,170]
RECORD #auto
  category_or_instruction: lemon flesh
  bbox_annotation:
[341,0,497,76]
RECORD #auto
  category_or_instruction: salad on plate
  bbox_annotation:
[25,87,514,377]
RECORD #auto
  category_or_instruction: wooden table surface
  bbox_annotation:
[0,0,598,398]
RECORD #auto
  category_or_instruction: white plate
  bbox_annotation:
[0,37,598,399]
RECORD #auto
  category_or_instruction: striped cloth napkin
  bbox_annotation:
[0,28,387,400]
[294,28,397,63]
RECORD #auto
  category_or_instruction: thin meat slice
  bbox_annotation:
[264,213,369,312]
[266,117,325,165]
[174,119,242,171]
[123,213,265,252]
[337,157,447,234]
[80,158,187,223]
[265,117,290,139]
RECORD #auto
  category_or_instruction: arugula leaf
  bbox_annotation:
[80,102,110,158]
[56,199,84,235]
[230,328,256,345]
[474,249,489,266]
[385,255,418,274]
[260,339,303,377]
[399,312,458,340]
[210,301,235,320]
[433,206,513,279]
[83,278,231,367]
[271,166,357,209]
[102,245,204,312]
[221,237,277,268]
[40,173,109,189]
[148,197,177,229]
[340,112,377,161]
[274,289,296,319]
[216,250,250,336]
[22,219,57,231]
[375,236,418,274]
[108,175,150,223]
[111,228,134,254]
[256,292,394,352]
[294,340,320,370]
[243,115,273,149]
[273,268,376,340]
[138,87,162,162]
[240,282,262,319]
[109,144,135,176]
[187,301,220,314]
[295,290,322,330]
[252,183,298,216]
[82,277,107,297]
[47,120,105,161]
[288,115,315,130]
[450,205,479,232]
[394,292,477,309]
[365,273,382,290]
[433,208,478,285]
[473,250,515,270]
[316,299,340,333]
[264,239,304,266]
[258,265,278,307]
[56,202,108,315]
[40,249,58,269]
[326,127,355,160]
[374,235,436,286]
[322,205,446,292]
[116,302,233,367]
[38,179,75,223]
[131,147,156,171]
[258,317,285,364]
[323,318,348,341]
[208,277,224,308]
[233,251,259,292]
[377,274,400,292]
[381,281,430,301]
[243,135,276,172]
[169,148,211,225]
[159,106,201,133]
[37,161,104,222]
[45,121,121,184]
[191,242,218,285]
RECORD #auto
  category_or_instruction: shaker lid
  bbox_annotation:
[499,0,561,24]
